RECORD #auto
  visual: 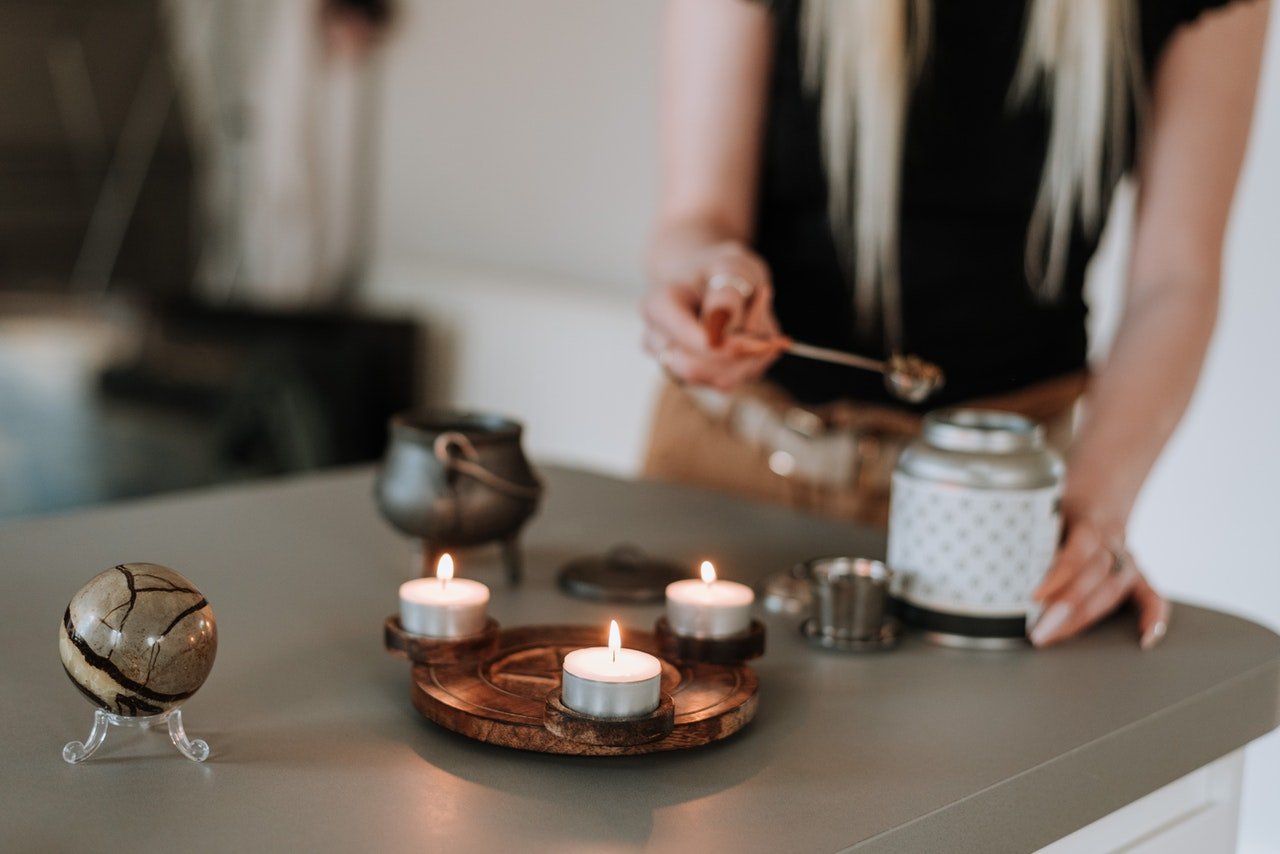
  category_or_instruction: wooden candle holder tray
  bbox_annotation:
[384,621,759,756]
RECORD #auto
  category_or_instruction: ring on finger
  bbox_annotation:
[708,272,755,300]
[1107,545,1129,577]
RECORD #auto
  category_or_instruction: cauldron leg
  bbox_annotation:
[501,536,523,586]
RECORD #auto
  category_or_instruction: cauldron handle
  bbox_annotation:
[432,432,542,502]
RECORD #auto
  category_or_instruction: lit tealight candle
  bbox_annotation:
[665,561,755,639]
[561,620,663,719]
[399,554,490,638]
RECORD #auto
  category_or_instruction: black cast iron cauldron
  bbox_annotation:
[374,412,543,585]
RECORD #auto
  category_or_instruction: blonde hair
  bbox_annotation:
[800,0,1143,348]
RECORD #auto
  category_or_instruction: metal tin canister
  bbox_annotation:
[887,409,1064,648]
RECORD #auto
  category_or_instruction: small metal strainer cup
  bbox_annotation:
[807,557,893,643]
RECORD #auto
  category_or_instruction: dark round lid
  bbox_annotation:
[556,546,689,604]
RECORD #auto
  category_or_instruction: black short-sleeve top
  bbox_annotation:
[751,0,1249,408]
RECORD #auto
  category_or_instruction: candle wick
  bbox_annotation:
[441,576,449,591]
[612,648,616,664]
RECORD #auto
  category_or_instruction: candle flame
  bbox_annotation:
[608,619,620,663]
[437,553,454,587]
[700,560,717,585]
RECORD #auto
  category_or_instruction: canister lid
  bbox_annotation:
[922,409,1044,454]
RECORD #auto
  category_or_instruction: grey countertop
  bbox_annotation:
[2,467,1278,853]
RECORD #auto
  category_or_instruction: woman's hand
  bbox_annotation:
[645,0,776,389]
[641,242,790,391]
[1028,511,1170,650]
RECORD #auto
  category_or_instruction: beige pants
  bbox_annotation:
[642,374,1085,529]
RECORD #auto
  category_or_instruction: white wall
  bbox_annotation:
[362,258,660,475]
[366,3,1280,851]
[372,0,660,294]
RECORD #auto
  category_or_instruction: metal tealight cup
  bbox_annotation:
[807,557,892,643]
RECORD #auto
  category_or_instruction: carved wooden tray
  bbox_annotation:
[406,624,759,756]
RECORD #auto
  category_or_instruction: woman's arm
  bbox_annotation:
[643,0,787,390]
[1031,0,1270,647]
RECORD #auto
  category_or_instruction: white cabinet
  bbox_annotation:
[1039,751,1244,854]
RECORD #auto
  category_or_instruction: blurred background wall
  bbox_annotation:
[0,0,195,296]
[0,0,418,516]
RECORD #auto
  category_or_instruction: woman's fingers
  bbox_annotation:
[1029,547,1169,650]
[1028,544,1116,647]
[643,253,786,389]
[1033,522,1102,603]
[1030,558,1137,648]
[657,344,774,390]
[654,343,717,387]
[741,273,777,335]
[702,286,742,349]
[727,282,790,354]
[726,332,791,359]
[642,284,715,355]
[642,328,673,361]
[713,347,783,389]
[644,311,780,389]
[704,309,734,350]
[1134,575,1171,651]
[702,266,776,347]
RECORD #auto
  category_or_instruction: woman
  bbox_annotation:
[641,0,1268,647]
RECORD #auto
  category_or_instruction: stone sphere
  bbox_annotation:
[59,563,217,716]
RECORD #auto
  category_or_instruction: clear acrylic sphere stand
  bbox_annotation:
[63,707,210,764]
